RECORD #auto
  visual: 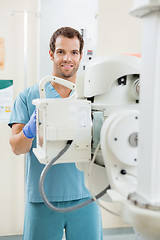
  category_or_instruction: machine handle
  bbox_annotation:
[39,75,76,98]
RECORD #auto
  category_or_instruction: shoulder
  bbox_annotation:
[20,83,39,100]
[14,83,39,116]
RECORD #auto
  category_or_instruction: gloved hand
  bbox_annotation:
[23,109,36,139]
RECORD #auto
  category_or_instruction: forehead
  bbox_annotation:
[55,36,80,51]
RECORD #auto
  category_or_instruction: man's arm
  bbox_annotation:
[9,109,36,155]
[9,123,34,155]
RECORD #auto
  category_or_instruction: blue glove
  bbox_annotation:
[23,109,36,139]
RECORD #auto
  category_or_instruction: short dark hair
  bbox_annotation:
[49,27,84,55]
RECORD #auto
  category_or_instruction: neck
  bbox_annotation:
[50,74,76,98]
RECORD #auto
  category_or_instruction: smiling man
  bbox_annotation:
[48,28,83,98]
[50,35,82,79]
[9,27,103,240]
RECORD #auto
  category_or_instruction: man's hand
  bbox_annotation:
[23,109,36,139]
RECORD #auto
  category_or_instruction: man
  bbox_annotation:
[9,27,103,240]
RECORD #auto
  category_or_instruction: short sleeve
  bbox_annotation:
[8,91,30,128]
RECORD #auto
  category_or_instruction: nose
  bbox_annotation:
[63,52,71,61]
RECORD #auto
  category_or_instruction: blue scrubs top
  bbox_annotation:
[9,82,91,203]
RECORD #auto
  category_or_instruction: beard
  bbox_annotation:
[54,61,80,79]
[60,65,79,78]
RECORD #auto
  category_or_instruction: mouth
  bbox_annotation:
[61,63,73,69]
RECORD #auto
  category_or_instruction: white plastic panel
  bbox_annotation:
[32,98,92,164]
[100,110,138,197]
[84,54,141,97]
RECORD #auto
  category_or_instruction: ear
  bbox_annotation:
[49,50,54,61]
[79,52,83,61]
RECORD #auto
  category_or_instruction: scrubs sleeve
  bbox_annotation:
[8,91,30,128]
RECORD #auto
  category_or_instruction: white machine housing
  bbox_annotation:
[84,54,140,98]
[80,54,140,201]
[33,97,91,164]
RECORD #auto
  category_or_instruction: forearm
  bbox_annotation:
[9,130,33,155]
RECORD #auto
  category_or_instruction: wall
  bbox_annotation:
[97,0,142,56]
[97,0,142,229]
[0,0,38,236]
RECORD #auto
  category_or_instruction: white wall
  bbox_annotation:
[97,0,142,229]
[0,0,38,236]
[97,0,142,56]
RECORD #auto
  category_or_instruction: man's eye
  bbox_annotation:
[73,51,78,55]
[58,51,63,54]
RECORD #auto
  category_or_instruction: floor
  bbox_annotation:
[103,228,136,240]
[0,227,136,240]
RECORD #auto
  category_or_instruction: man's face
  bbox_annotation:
[50,36,82,80]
